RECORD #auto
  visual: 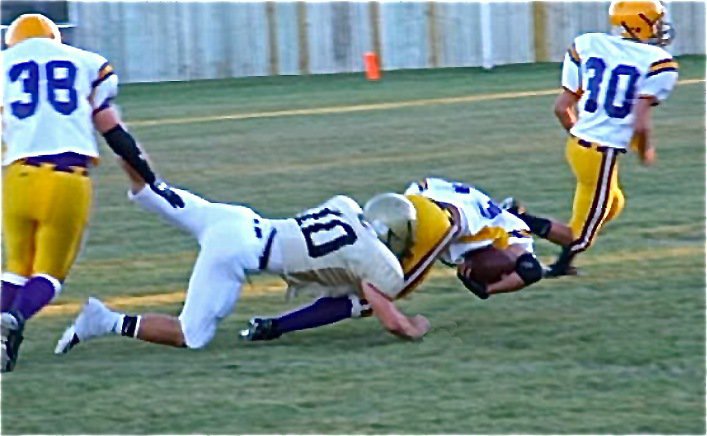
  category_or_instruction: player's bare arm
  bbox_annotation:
[633,97,657,166]
[554,89,580,132]
[361,281,429,340]
[93,105,184,208]
[457,244,542,299]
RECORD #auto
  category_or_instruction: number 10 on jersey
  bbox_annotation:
[295,208,358,258]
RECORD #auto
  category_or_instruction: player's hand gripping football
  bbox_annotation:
[457,264,489,300]
[150,181,185,208]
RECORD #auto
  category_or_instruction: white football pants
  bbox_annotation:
[129,185,273,348]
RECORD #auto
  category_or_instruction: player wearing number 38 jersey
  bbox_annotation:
[55,163,430,356]
[1,14,183,372]
[505,0,678,277]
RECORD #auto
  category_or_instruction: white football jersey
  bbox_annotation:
[562,33,678,150]
[2,38,118,165]
[405,178,532,264]
[272,195,404,300]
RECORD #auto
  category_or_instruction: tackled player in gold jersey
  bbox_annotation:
[240,177,543,341]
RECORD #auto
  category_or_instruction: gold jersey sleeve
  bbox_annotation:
[397,194,459,299]
[457,226,510,249]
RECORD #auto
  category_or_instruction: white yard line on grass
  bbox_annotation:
[128,78,705,128]
[41,245,701,317]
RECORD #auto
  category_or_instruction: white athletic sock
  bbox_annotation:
[111,313,125,335]
[113,313,141,337]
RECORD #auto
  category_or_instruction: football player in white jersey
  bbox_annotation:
[1,14,183,372]
[54,162,430,355]
[503,0,678,277]
[240,177,543,342]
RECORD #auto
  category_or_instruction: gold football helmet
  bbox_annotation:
[4,13,62,47]
[609,0,673,46]
[363,193,417,259]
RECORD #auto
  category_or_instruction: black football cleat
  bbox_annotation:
[239,317,281,342]
[1,311,25,373]
[543,263,581,279]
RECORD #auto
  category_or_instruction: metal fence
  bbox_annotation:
[63,1,707,83]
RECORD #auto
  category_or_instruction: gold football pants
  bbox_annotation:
[3,162,92,281]
[565,136,625,253]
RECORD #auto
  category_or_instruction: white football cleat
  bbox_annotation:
[55,297,117,355]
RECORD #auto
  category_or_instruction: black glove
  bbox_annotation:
[457,271,489,300]
[150,181,185,208]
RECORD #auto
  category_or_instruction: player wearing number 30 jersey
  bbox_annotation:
[1,14,183,372]
[505,0,678,277]
[55,163,430,356]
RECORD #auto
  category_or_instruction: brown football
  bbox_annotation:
[461,246,516,284]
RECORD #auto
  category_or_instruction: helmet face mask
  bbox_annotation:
[379,219,416,259]
[4,13,62,47]
[654,19,675,47]
[363,193,417,260]
[609,0,674,46]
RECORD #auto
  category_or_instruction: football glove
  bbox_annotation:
[457,270,489,300]
[150,181,184,208]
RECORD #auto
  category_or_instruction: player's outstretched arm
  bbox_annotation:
[117,157,147,194]
[361,281,429,340]
[93,107,184,208]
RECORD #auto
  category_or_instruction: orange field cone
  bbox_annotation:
[364,52,381,81]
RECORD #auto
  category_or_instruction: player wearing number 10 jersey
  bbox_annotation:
[239,177,543,342]
[1,14,183,372]
[505,0,678,277]
[55,162,430,356]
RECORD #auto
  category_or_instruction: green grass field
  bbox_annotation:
[2,57,705,434]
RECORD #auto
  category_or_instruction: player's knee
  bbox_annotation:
[182,331,212,349]
[515,253,543,286]
[180,319,215,349]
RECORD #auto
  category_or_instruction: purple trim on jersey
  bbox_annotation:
[24,152,91,169]
[649,58,673,68]
[567,50,581,67]
[508,230,531,239]
[646,67,678,78]
[258,228,277,270]
[92,97,114,115]
[91,71,115,89]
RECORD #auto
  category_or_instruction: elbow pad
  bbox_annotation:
[102,125,156,184]
[515,253,543,285]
